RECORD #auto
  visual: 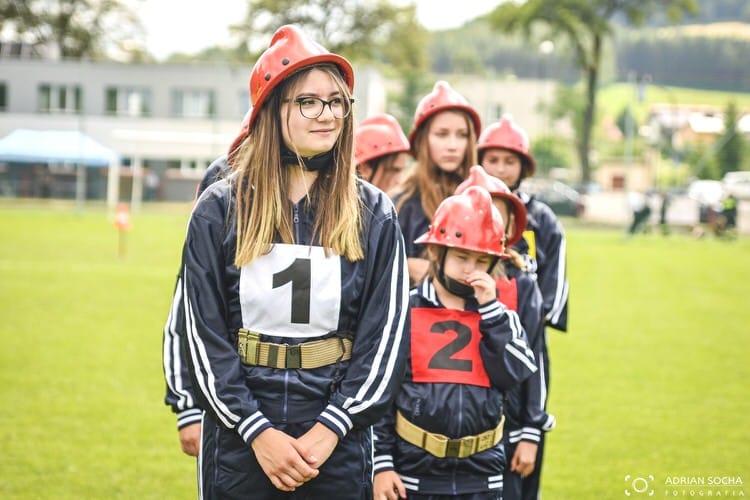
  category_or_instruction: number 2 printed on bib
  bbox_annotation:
[410,308,490,388]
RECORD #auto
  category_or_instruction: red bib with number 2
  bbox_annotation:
[410,308,490,388]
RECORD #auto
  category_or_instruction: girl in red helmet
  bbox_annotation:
[373,186,537,500]
[478,115,568,500]
[393,81,481,285]
[177,25,410,499]
[477,114,568,332]
[456,166,556,500]
[354,113,411,195]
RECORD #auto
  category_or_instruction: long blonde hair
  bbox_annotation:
[395,112,477,218]
[232,64,363,266]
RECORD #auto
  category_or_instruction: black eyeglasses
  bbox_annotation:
[287,96,355,119]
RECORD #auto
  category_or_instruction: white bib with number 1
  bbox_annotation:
[239,243,342,339]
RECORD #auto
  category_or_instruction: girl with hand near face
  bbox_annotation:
[456,166,556,500]
[373,186,537,500]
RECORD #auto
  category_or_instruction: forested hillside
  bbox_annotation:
[429,0,750,92]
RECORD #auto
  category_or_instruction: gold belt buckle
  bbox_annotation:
[446,436,477,458]
[286,344,302,369]
[444,438,462,458]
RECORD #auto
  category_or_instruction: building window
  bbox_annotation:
[105,87,151,116]
[0,82,6,111]
[171,89,215,118]
[38,84,82,113]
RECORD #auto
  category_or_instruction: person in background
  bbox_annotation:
[354,113,411,196]
[627,189,652,236]
[162,109,250,458]
[720,192,738,234]
[144,169,160,201]
[373,186,537,500]
[659,189,671,236]
[478,114,569,500]
[175,25,410,498]
[393,80,481,285]
[456,166,555,500]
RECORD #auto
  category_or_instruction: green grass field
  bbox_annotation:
[597,82,750,124]
[1,202,748,498]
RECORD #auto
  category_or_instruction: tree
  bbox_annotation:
[230,0,429,128]
[531,135,574,173]
[547,84,585,150]
[230,0,424,63]
[0,0,143,60]
[716,100,745,177]
[686,143,719,180]
[488,0,698,183]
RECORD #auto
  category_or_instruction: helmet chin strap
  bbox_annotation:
[439,272,475,298]
[436,253,500,299]
[281,145,335,172]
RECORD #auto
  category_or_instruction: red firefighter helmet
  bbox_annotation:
[354,114,410,165]
[477,114,536,178]
[408,80,481,149]
[415,186,506,257]
[247,25,354,132]
[455,165,527,247]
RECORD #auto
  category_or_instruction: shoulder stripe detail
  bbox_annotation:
[373,455,394,471]
[479,300,505,320]
[238,412,271,443]
[507,344,538,373]
[163,277,194,410]
[183,268,241,428]
[347,237,409,415]
[546,234,568,324]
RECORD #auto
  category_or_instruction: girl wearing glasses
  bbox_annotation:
[393,81,481,285]
[177,25,410,499]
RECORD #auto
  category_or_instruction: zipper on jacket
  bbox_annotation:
[283,370,289,422]
[293,204,300,243]
[452,385,464,493]
[283,203,299,422]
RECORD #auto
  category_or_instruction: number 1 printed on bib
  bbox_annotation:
[239,244,341,339]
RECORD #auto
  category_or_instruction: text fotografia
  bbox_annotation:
[664,476,744,497]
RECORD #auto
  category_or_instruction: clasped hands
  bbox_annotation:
[251,422,339,492]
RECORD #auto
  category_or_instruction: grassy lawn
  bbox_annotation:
[1,202,748,498]
[544,227,750,497]
[597,82,750,123]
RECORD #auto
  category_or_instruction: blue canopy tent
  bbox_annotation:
[0,129,118,208]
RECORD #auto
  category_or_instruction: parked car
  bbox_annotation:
[687,180,724,205]
[687,179,724,223]
[520,178,584,217]
[571,181,602,195]
[722,171,750,200]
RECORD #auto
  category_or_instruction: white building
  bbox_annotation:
[0,56,386,204]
